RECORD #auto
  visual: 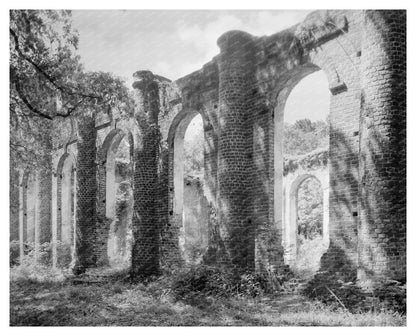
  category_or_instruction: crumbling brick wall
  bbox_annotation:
[358,10,406,287]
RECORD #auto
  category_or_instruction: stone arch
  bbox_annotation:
[99,127,135,268]
[167,108,211,263]
[56,151,76,267]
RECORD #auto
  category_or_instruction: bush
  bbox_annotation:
[169,265,282,304]
[372,280,406,314]
[303,278,406,314]
[10,242,65,283]
[170,265,233,302]
[10,240,20,267]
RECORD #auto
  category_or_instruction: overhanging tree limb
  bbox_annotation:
[10,27,101,101]
[13,81,53,120]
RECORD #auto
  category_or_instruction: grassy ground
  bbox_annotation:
[9,272,405,326]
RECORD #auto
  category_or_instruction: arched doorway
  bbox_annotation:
[102,130,134,269]
[288,174,329,278]
[275,69,330,278]
[171,112,209,264]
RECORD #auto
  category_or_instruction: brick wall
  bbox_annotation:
[358,10,406,286]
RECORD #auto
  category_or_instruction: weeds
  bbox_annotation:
[10,266,406,326]
[10,246,67,284]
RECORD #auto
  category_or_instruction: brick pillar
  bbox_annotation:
[73,114,97,274]
[36,120,53,264]
[131,71,161,278]
[217,31,256,272]
[358,10,406,286]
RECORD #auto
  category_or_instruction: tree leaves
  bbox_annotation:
[10,10,135,170]
[284,119,329,156]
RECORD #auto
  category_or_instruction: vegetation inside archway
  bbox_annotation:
[283,118,328,156]
[283,70,329,278]
[108,136,133,269]
[293,177,326,277]
[181,114,208,264]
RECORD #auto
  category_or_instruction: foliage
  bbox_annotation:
[297,177,323,240]
[284,118,328,156]
[184,119,204,179]
[10,275,406,326]
[283,147,328,175]
[169,265,234,303]
[303,277,406,314]
[10,240,20,267]
[9,10,134,170]
[10,243,66,283]
[169,265,281,304]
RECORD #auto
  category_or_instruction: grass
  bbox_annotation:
[9,269,406,326]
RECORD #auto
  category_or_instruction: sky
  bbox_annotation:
[71,10,329,126]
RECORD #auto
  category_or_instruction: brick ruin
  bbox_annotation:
[10,10,406,289]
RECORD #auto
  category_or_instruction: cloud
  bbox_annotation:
[73,10,313,82]
[173,10,312,79]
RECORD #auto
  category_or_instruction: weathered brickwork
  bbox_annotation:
[358,10,406,287]
[73,114,98,273]
[10,10,406,291]
[131,71,163,277]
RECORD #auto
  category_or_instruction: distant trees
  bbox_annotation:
[184,121,204,179]
[297,177,323,240]
[284,118,328,243]
[283,118,329,156]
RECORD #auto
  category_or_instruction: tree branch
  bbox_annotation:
[10,27,101,101]
[13,81,53,120]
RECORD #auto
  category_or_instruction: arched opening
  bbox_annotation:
[22,172,37,255]
[56,153,76,267]
[103,130,134,269]
[290,175,328,277]
[275,69,330,278]
[173,113,209,264]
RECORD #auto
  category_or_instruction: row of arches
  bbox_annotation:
[17,67,331,277]
[18,128,136,269]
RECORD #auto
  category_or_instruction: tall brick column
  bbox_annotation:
[358,10,406,286]
[35,120,53,264]
[73,114,97,274]
[131,71,161,278]
[217,31,256,272]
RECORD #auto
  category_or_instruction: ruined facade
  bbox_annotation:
[10,10,406,289]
